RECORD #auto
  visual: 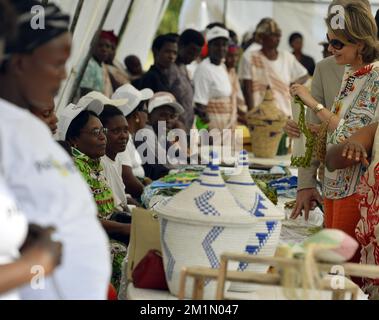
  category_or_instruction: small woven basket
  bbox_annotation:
[247,88,287,158]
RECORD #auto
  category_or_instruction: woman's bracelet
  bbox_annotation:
[325,113,336,131]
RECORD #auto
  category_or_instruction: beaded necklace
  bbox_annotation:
[290,96,316,168]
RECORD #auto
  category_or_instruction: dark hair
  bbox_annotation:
[56,140,73,156]
[376,9,379,39]
[99,105,124,127]
[152,34,178,52]
[179,29,205,47]
[0,0,16,40]
[289,32,302,45]
[66,110,98,141]
[166,33,179,41]
[124,54,140,67]
[206,22,226,30]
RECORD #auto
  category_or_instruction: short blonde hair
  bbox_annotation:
[326,2,379,63]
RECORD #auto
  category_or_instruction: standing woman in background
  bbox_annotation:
[0,0,111,299]
[0,0,62,300]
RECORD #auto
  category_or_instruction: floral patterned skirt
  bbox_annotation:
[356,162,379,299]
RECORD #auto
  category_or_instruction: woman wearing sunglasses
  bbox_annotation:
[290,1,379,264]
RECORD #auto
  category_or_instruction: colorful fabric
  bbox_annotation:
[228,67,247,114]
[324,62,379,199]
[72,148,116,218]
[80,57,113,97]
[249,50,307,117]
[356,125,379,296]
[100,30,118,45]
[323,194,361,264]
[207,97,236,131]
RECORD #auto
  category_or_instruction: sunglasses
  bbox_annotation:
[326,34,346,50]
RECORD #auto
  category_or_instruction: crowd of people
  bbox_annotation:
[1,0,379,300]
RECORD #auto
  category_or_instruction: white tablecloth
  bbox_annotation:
[126,283,367,300]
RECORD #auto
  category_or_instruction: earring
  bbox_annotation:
[357,50,363,64]
[136,118,140,123]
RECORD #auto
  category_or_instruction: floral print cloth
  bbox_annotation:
[324,62,379,199]
[356,125,379,299]
[72,147,116,218]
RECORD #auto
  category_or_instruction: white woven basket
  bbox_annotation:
[226,150,285,292]
[155,154,256,299]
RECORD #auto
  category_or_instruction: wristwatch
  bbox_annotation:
[313,103,325,113]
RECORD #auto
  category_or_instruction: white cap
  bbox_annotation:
[57,91,128,140]
[112,84,153,117]
[148,92,184,114]
[206,26,229,42]
[79,91,128,110]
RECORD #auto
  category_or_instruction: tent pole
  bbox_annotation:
[67,0,114,104]
[69,0,85,35]
[117,0,135,40]
[223,0,227,26]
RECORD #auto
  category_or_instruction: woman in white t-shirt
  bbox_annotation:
[0,1,111,299]
[0,0,62,300]
[193,26,235,131]
[112,84,154,188]
[240,18,308,116]
[99,105,136,207]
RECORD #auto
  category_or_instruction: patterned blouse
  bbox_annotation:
[324,62,379,199]
[72,148,116,218]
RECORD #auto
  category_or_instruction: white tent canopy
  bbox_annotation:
[179,0,379,63]
[47,0,379,113]
[46,0,168,113]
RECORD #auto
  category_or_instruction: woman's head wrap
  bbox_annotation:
[5,0,70,56]
[100,30,118,46]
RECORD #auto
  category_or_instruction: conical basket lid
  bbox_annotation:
[247,88,287,122]
[226,150,285,220]
[155,153,256,226]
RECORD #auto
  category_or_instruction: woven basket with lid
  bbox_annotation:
[155,153,256,299]
[226,150,285,292]
[247,88,287,158]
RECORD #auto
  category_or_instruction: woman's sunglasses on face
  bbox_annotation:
[326,34,346,50]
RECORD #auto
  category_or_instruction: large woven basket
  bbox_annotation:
[155,154,255,299]
[247,89,287,158]
[226,150,285,292]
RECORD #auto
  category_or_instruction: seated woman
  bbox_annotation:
[135,92,185,180]
[112,84,154,192]
[59,94,131,291]
[99,105,140,208]
[58,94,131,242]
[325,122,379,299]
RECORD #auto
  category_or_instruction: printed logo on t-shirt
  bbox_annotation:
[34,156,77,177]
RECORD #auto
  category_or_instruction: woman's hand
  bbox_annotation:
[307,123,321,135]
[21,232,62,275]
[284,119,300,138]
[341,141,370,167]
[290,84,318,109]
[194,105,210,124]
